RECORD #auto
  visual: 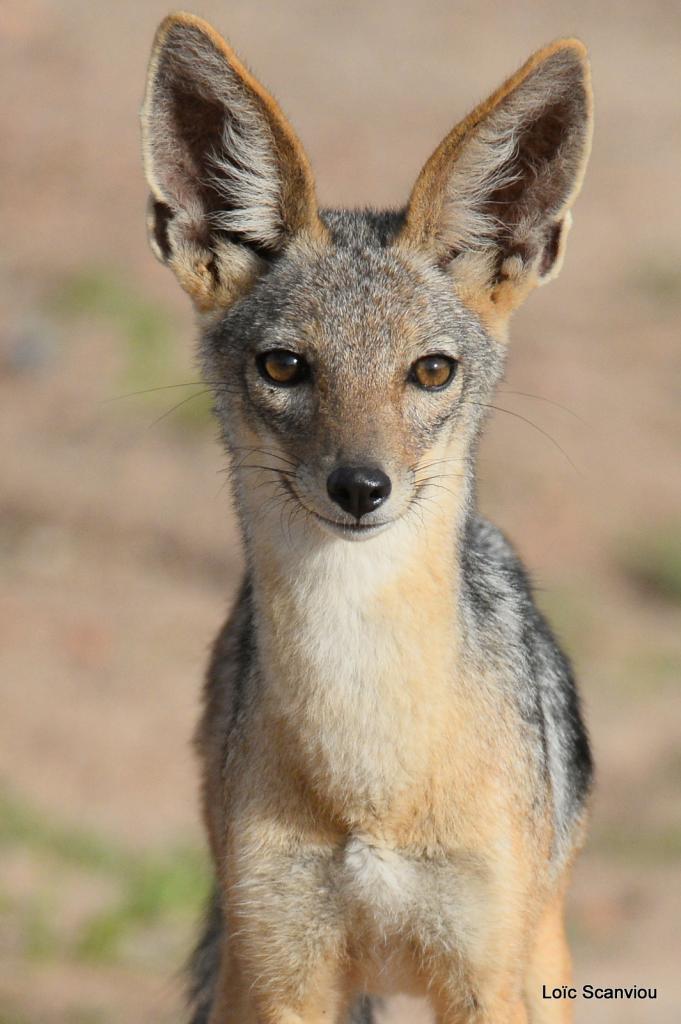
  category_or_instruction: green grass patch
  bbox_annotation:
[49,267,212,428]
[74,845,209,962]
[0,787,210,965]
[617,524,681,603]
[0,1004,36,1024]
[23,901,61,960]
[0,790,123,874]
[616,647,681,695]
[631,254,681,308]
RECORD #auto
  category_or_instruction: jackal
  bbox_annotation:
[141,14,593,1023]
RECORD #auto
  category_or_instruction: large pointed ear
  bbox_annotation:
[400,40,593,331]
[141,13,325,312]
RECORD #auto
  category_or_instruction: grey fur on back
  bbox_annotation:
[460,515,592,857]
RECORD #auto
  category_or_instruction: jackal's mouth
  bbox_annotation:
[311,513,387,535]
[279,476,393,539]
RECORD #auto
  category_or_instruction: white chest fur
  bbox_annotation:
[339,831,489,996]
[343,834,417,917]
[252,520,459,812]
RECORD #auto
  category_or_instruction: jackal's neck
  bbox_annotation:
[245,496,468,817]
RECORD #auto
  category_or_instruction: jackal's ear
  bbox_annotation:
[401,40,592,329]
[141,14,323,311]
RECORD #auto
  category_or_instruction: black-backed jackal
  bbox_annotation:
[141,14,593,1023]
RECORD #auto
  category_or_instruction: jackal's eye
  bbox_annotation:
[409,354,457,390]
[257,349,309,387]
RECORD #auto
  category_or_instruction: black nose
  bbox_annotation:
[326,466,392,520]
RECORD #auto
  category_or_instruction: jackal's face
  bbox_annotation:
[204,226,498,538]
[141,15,592,540]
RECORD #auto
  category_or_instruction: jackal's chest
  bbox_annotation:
[258,539,460,811]
[327,833,490,994]
[342,834,419,917]
[228,824,491,1002]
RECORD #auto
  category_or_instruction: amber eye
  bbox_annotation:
[410,354,457,390]
[257,349,309,387]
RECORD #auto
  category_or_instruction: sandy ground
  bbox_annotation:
[1,1,680,1021]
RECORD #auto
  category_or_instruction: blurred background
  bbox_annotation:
[1,1,680,1021]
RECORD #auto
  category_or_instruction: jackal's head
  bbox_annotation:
[142,15,592,542]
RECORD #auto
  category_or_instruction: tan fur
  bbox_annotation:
[524,886,575,1023]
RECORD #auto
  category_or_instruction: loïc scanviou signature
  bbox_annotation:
[542,984,657,1001]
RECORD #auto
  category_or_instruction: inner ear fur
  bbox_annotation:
[400,40,593,328]
[141,13,325,311]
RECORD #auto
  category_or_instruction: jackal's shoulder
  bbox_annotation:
[461,514,535,619]
[195,577,255,771]
[461,514,593,846]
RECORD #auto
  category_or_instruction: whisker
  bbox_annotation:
[414,494,439,510]
[411,456,464,474]
[258,480,294,520]
[471,402,580,475]
[237,464,297,477]
[281,492,297,548]
[104,381,206,403]
[251,476,290,494]
[414,473,466,485]
[406,494,428,531]
[231,450,298,474]
[416,481,458,499]
[498,389,587,425]
[105,379,240,404]
[258,493,288,518]
[146,390,212,429]
[230,446,300,469]
[287,497,308,547]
